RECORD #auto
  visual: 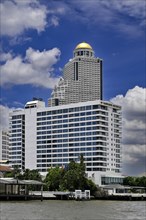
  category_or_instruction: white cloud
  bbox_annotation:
[0,47,61,88]
[0,105,9,130]
[0,104,23,131]
[56,0,146,37]
[50,16,59,27]
[101,0,145,19]
[111,86,146,175]
[0,0,67,37]
[111,86,145,120]
[0,0,47,36]
[0,52,13,62]
[1,0,144,38]
[9,36,32,46]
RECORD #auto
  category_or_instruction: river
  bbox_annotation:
[0,200,145,220]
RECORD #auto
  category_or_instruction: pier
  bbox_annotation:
[99,184,146,201]
[29,190,91,200]
[0,178,44,201]
[74,190,90,200]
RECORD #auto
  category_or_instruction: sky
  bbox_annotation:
[0,0,146,176]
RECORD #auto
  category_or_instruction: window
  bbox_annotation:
[86,106,91,110]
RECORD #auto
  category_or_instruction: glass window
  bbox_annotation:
[80,117,85,121]
[69,108,74,112]
[58,110,62,114]
[80,112,85,116]
[86,106,91,110]
[80,122,85,126]
[75,113,79,117]
[80,107,85,111]
[46,111,51,115]
[63,109,68,113]
[75,107,79,112]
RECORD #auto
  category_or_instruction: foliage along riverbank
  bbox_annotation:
[4,155,146,196]
[43,155,98,195]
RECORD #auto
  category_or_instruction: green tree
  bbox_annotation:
[61,161,80,191]
[78,154,86,190]
[44,167,65,191]
[123,176,136,186]
[22,169,30,179]
[136,176,146,187]
[123,176,146,187]
[44,155,99,195]
[85,179,98,195]
[23,169,42,181]
[4,165,23,179]
[61,156,96,193]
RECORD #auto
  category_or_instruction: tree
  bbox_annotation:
[4,165,23,179]
[78,154,86,190]
[60,156,97,193]
[123,176,146,187]
[44,155,99,195]
[61,161,80,191]
[44,167,65,191]
[85,179,98,195]
[138,176,146,187]
[123,176,136,186]
[22,169,30,180]
[23,169,42,181]
[4,167,42,183]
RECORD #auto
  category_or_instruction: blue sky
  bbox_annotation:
[0,0,146,176]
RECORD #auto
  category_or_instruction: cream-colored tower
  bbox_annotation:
[49,42,103,106]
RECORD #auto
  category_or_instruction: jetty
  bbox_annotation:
[32,190,91,200]
[53,190,90,200]
[74,190,90,200]
[100,184,146,201]
[28,190,91,200]
[0,178,44,201]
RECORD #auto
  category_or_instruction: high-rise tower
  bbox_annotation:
[49,42,102,106]
[9,42,123,186]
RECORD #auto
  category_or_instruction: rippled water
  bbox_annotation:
[0,200,146,220]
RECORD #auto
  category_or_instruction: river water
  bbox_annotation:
[0,200,145,220]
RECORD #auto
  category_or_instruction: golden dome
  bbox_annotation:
[75,42,92,50]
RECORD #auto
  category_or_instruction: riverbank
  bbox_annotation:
[0,191,146,201]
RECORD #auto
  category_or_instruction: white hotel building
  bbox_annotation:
[9,42,123,185]
[9,99,123,185]
[0,130,9,161]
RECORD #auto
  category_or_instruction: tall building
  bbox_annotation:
[0,130,9,161]
[49,42,102,106]
[9,99,123,185]
[9,100,45,170]
[9,42,123,185]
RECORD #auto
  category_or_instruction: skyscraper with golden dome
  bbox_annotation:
[9,42,123,186]
[49,42,103,106]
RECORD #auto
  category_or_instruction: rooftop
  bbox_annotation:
[75,42,92,50]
